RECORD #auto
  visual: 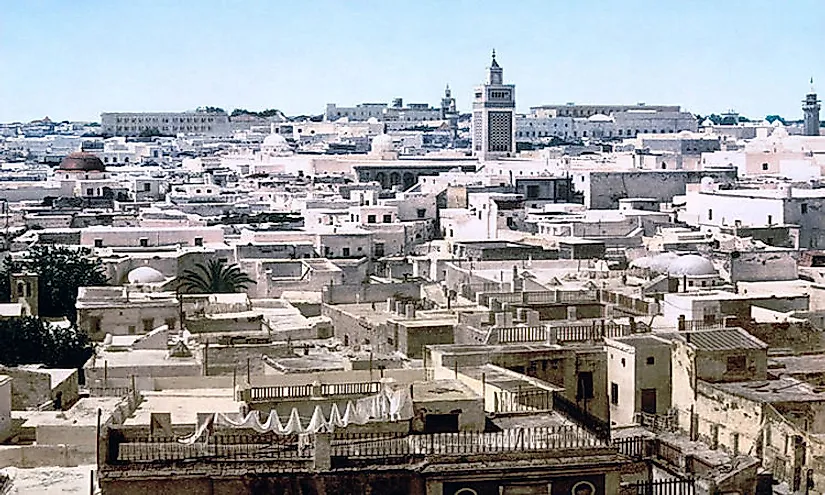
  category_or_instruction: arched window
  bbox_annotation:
[16,282,24,297]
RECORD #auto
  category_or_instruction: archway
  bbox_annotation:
[402,172,416,190]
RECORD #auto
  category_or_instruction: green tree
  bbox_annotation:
[1,246,108,322]
[178,259,254,294]
[0,317,92,369]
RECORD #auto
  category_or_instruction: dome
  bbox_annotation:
[701,118,714,127]
[262,133,289,149]
[371,133,394,153]
[667,255,717,276]
[771,119,784,127]
[588,113,613,122]
[127,266,166,284]
[771,127,789,139]
[629,256,652,269]
[59,152,105,172]
[367,117,379,125]
[644,252,679,273]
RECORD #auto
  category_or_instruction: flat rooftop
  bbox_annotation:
[16,397,122,428]
[123,389,242,426]
[709,377,825,404]
[412,379,478,403]
[89,349,200,369]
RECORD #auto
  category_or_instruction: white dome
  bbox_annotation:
[371,134,394,153]
[630,257,652,269]
[701,118,714,127]
[647,252,680,273]
[588,113,613,122]
[667,255,717,276]
[367,117,379,125]
[127,266,165,284]
[263,133,288,148]
[771,119,784,127]
[771,127,789,139]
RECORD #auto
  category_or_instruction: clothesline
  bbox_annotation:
[179,385,413,444]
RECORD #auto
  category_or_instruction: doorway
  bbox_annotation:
[641,388,657,414]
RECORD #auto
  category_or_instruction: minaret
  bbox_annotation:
[472,50,516,161]
[442,84,459,141]
[803,78,821,136]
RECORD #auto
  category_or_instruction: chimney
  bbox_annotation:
[405,304,416,319]
[395,301,404,315]
[386,298,394,313]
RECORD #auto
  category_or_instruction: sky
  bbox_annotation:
[0,0,822,123]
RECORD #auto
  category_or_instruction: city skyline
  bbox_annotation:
[1,0,822,123]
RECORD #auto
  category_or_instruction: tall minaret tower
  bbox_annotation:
[441,84,459,141]
[803,78,821,136]
[472,50,516,161]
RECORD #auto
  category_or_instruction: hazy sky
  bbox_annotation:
[1,0,822,122]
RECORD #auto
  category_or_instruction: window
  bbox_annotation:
[342,247,350,257]
[142,318,154,332]
[610,382,619,405]
[576,371,594,400]
[383,214,392,223]
[762,163,769,171]
[726,355,746,373]
[139,238,148,247]
[143,183,151,192]
[90,317,102,334]
[526,185,540,199]
[417,208,426,219]
[802,203,808,214]
[194,237,203,247]
[128,325,136,335]
[768,215,773,225]
[367,215,376,224]
[164,318,176,330]
[646,356,655,365]
[86,188,94,196]
[708,209,713,220]
[94,239,103,248]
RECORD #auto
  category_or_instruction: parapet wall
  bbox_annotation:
[322,282,421,304]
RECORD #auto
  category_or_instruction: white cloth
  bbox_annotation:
[328,403,346,428]
[180,385,414,441]
[307,405,328,433]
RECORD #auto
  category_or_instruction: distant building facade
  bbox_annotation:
[325,89,456,124]
[100,110,231,137]
[517,103,697,143]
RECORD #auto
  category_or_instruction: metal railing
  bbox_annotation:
[552,393,611,441]
[247,381,382,402]
[330,426,605,458]
[622,478,695,495]
[493,389,553,414]
[109,432,314,463]
[249,384,313,401]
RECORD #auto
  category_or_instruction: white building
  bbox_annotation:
[100,110,231,137]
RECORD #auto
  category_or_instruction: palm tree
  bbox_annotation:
[178,259,254,294]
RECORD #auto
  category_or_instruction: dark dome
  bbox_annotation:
[59,152,105,172]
